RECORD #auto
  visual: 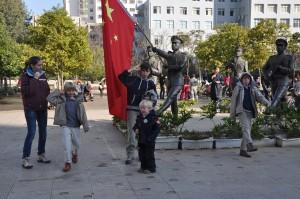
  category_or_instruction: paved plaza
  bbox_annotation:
[0,97,300,199]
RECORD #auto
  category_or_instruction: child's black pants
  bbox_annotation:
[138,143,156,172]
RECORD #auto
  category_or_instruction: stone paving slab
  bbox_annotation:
[1,98,300,199]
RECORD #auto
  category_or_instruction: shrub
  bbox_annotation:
[160,100,196,134]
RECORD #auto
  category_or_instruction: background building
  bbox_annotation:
[137,0,215,50]
[214,0,300,33]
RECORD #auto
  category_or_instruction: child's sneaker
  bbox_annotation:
[143,170,151,174]
[22,157,33,169]
[37,154,51,163]
[72,153,78,164]
[62,163,71,172]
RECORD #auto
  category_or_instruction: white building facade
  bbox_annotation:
[214,0,300,33]
[64,0,147,26]
[138,0,215,50]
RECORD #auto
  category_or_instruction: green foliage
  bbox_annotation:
[195,20,293,71]
[267,103,300,138]
[195,23,248,69]
[81,47,105,81]
[0,20,22,78]
[160,100,196,134]
[212,117,242,139]
[245,20,291,70]
[25,8,93,84]
[200,100,217,120]
[0,0,26,40]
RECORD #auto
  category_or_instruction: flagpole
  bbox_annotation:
[135,23,166,65]
[135,23,153,47]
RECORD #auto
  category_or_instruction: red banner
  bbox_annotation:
[101,0,135,120]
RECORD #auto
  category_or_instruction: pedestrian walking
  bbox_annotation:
[190,74,199,101]
[134,100,160,174]
[210,67,224,112]
[118,62,157,165]
[230,72,270,158]
[20,56,50,169]
[47,82,89,172]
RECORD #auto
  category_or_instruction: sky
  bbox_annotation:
[23,0,63,15]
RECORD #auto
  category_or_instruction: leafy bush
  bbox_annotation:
[160,100,196,134]
[212,117,242,139]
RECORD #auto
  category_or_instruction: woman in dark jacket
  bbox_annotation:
[210,67,224,111]
[20,56,50,169]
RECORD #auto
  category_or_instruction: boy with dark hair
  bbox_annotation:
[119,62,157,165]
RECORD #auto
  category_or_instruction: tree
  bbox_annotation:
[0,0,27,40]
[81,47,105,81]
[195,21,293,72]
[195,23,248,71]
[245,20,291,70]
[0,20,22,87]
[26,8,93,89]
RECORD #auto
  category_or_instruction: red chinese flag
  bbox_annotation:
[101,0,135,120]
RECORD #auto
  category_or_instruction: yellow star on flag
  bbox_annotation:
[105,0,114,22]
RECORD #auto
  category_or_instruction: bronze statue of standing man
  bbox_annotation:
[263,38,293,109]
[152,36,187,116]
[227,47,248,88]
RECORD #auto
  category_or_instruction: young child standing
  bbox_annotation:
[133,100,160,174]
[47,82,89,172]
[230,73,270,158]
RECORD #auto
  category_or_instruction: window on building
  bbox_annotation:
[269,18,277,23]
[204,21,212,30]
[122,0,127,3]
[219,0,225,2]
[268,4,277,13]
[193,7,200,15]
[98,15,101,19]
[205,0,212,2]
[192,21,200,30]
[231,0,239,2]
[206,8,212,16]
[130,8,135,12]
[218,8,225,16]
[180,7,188,15]
[167,20,174,29]
[90,8,93,12]
[154,36,162,45]
[295,4,300,13]
[255,4,264,13]
[166,6,174,14]
[180,20,187,29]
[281,4,290,13]
[153,6,161,14]
[192,0,200,1]
[294,19,300,28]
[280,19,290,27]
[230,8,235,16]
[153,20,161,28]
[98,6,101,10]
[130,0,135,3]
[254,18,262,26]
[90,16,94,20]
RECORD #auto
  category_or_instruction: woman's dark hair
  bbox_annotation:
[27,56,42,67]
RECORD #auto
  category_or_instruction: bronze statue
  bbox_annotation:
[263,38,293,109]
[152,36,187,116]
[146,46,161,84]
[227,47,248,88]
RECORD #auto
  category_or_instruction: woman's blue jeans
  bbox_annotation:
[23,110,48,159]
